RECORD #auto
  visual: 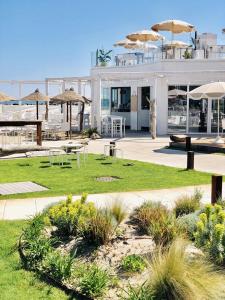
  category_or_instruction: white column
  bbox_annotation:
[155,76,168,135]
[91,77,101,132]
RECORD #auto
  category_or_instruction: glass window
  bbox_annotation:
[111,87,131,112]
[141,86,150,110]
[189,85,207,133]
[168,85,187,133]
[101,88,110,111]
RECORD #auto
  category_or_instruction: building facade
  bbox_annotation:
[90,33,225,136]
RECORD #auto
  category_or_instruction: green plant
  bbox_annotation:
[42,250,74,282]
[82,127,98,138]
[79,264,110,298]
[123,283,153,300]
[47,194,96,237]
[121,254,146,273]
[145,238,225,300]
[82,208,118,245]
[20,214,53,270]
[97,48,112,66]
[194,203,225,264]
[183,48,192,59]
[133,201,178,246]
[174,189,202,218]
[177,211,199,240]
[110,201,127,224]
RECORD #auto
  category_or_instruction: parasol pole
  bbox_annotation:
[217,98,220,138]
[69,101,72,139]
[36,101,39,120]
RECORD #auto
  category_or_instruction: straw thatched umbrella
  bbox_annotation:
[0,92,16,101]
[50,88,86,138]
[21,88,49,120]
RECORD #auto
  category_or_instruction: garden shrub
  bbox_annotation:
[174,189,202,218]
[82,208,118,245]
[110,201,127,224]
[121,254,146,273]
[125,239,225,300]
[177,211,199,240]
[20,214,53,269]
[123,283,153,300]
[133,201,179,246]
[194,203,225,265]
[42,250,74,282]
[78,264,110,298]
[47,193,96,237]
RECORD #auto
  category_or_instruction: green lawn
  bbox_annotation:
[0,220,70,300]
[0,154,212,200]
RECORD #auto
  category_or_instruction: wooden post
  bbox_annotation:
[36,101,39,120]
[37,122,42,146]
[109,141,116,156]
[211,175,223,204]
[186,136,191,151]
[187,151,194,170]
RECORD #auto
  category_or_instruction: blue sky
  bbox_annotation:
[0,0,225,81]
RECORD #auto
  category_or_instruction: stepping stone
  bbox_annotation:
[0,181,48,195]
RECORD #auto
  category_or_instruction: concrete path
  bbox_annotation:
[87,137,225,175]
[1,183,225,220]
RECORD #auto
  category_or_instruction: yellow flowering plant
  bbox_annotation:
[47,193,96,237]
[194,203,225,264]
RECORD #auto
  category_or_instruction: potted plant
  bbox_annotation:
[97,49,112,66]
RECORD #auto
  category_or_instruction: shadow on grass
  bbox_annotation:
[95,157,107,161]
[178,169,191,172]
[39,165,51,168]
[101,162,112,165]
[17,163,31,167]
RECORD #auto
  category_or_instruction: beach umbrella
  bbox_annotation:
[168,88,187,97]
[0,91,16,101]
[126,30,163,42]
[113,39,135,47]
[50,87,85,137]
[163,40,189,49]
[188,82,225,143]
[21,88,49,120]
[114,39,144,49]
[151,20,195,34]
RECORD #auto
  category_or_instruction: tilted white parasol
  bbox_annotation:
[151,20,195,34]
[188,82,225,143]
[126,29,164,42]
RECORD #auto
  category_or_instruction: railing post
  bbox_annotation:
[109,141,116,156]
[187,151,194,170]
[186,136,191,151]
[211,175,223,204]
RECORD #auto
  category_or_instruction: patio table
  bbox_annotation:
[0,120,42,146]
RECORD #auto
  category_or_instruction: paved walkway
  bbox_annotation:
[87,137,225,175]
[1,183,225,220]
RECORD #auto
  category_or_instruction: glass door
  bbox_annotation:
[168,85,187,133]
[211,98,225,133]
[188,99,208,133]
[188,85,208,133]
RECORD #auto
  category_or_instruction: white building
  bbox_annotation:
[90,32,225,136]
